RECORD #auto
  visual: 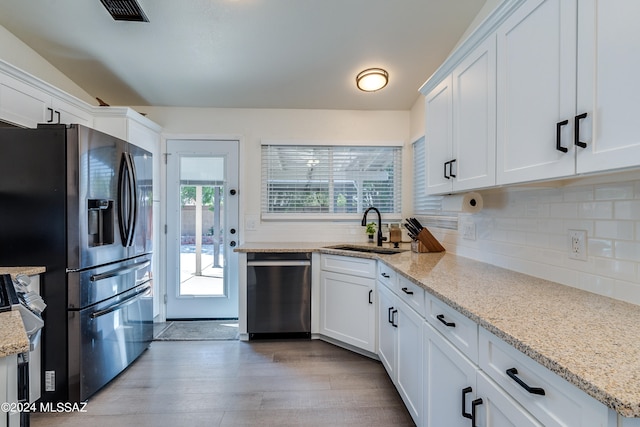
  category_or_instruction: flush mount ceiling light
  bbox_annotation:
[356,68,389,92]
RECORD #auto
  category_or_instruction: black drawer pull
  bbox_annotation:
[436,314,455,327]
[471,398,483,427]
[506,368,545,395]
[462,387,473,419]
[388,307,395,324]
[449,159,457,178]
[575,112,588,148]
[381,272,390,278]
[391,309,398,328]
[368,289,373,304]
[556,119,568,152]
[401,287,414,295]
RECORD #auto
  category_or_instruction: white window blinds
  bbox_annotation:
[261,144,402,219]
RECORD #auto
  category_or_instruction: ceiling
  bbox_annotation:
[0,0,486,110]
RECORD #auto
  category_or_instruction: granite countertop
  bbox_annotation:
[0,266,46,277]
[0,266,44,358]
[236,242,640,417]
[0,311,29,357]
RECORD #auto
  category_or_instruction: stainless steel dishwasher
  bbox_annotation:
[246,252,311,339]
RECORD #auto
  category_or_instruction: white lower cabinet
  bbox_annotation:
[475,372,543,427]
[377,282,397,380]
[396,297,423,425]
[424,321,477,427]
[377,278,423,426]
[319,255,376,353]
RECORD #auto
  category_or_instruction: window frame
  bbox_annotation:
[261,140,403,221]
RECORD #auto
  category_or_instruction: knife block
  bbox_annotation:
[412,228,446,253]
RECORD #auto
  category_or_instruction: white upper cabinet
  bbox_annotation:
[453,34,497,192]
[576,0,640,174]
[496,0,577,184]
[425,75,454,194]
[425,35,496,195]
[421,0,640,191]
[0,66,93,128]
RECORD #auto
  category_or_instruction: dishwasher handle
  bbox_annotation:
[247,260,311,267]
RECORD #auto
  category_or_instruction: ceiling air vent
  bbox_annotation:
[100,0,149,22]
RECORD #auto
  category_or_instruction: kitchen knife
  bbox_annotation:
[411,217,425,229]
[403,224,416,240]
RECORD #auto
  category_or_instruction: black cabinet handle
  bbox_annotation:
[506,368,545,395]
[556,119,569,152]
[471,398,483,427]
[401,287,414,295]
[391,309,398,327]
[575,112,588,148]
[436,314,456,327]
[381,272,390,278]
[55,110,61,124]
[449,159,457,178]
[47,107,54,123]
[368,289,373,304]
[462,387,473,419]
[444,161,450,179]
[388,307,395,324]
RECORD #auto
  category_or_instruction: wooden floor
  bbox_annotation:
[31,340,415,426]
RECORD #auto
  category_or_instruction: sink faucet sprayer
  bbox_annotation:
[361,207,386,247]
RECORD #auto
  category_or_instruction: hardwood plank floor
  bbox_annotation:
[31,340,415,426]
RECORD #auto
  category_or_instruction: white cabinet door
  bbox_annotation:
[476,372,543,427]
[424,322,478,427]
[425,75,454,195]
[576,0,640,174]
[396,298,423,426]
[319,270,376,353]
[452,34,497,192]
[377,283,397,381]
[0,73,50,127]
[51,96,93,127]
[496,0,577,184]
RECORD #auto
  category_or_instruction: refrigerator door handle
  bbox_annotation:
[117,153,138,247]
[90,284,151,319]
[89,259,151,282]
[127,152,139,247]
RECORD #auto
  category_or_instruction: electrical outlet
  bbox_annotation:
[462,222,476,241]
[568,229,587,261]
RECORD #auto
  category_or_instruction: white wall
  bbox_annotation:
[0,25,95,105]
[140,106,411,244]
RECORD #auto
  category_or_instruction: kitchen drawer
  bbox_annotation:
[396,276,425,317]
[426,294,478,363]
[478,327,608,427]
[377,261,397,290]
[320,254,376,278]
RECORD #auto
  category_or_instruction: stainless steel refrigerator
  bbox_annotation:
[0,124,153,402]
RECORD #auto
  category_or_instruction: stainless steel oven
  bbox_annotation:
[246,252,311,339]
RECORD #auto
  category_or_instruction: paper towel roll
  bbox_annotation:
[442,192,483,213]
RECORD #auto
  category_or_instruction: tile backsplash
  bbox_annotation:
[432,175,640,306]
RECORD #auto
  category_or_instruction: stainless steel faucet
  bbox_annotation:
[361,206,385,246]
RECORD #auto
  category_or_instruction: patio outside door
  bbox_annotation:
[166,139,239,319]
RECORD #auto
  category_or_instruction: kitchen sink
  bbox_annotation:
[327,245,406,255]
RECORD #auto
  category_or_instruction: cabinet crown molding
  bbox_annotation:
[419,0,526,96]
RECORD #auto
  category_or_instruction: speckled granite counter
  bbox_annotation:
[236,242,640,417]
[0,311,29,357]
[0,266,46,277]
[0,267,44,358]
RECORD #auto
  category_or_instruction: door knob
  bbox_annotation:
[229,188,237,196]
[229,241,236,247]
[230,228,236,234]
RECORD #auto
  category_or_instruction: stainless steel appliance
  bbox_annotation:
[0,124,153,403]
[246,252,311,339]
